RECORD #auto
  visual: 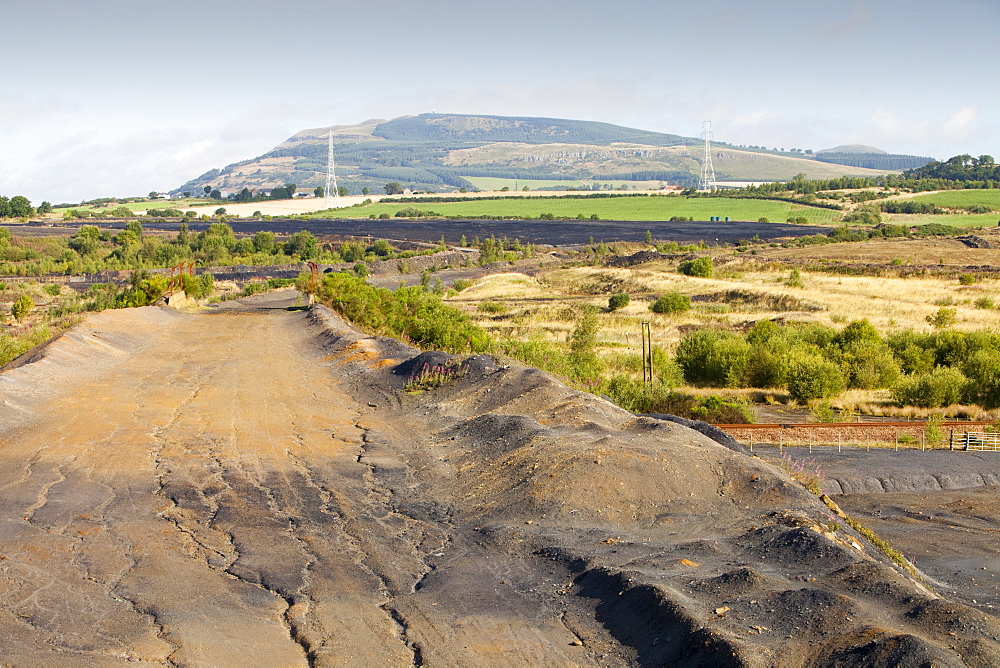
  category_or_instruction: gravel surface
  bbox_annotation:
[1,295,998,665]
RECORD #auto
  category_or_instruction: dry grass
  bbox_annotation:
[448,258,1000,356]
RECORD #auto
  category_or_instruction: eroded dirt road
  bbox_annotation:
[0,300,608,665]
[3,295,1000,666]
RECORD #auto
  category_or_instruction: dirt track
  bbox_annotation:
[2,293,1000,665]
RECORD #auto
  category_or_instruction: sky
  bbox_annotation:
[1,0,997,204]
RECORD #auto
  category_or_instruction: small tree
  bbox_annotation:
[678,256,714,278]
[926,307,957,329]
[314,186,325,198]
[608,293,630,311]
[787,354,845,402]
[569,307,601,381]
[650,292,690,314]
[384,182,403,195]
[11,294,33,321]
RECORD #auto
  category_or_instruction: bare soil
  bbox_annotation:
[762,446,1000,614]
[1,294,998,665]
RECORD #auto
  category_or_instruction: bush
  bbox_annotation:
[607,292,630,311]
[962,349,1000,408]
[182,272,214,300]
[675,329,752,387]
[891,367,968,408]
[569,307,602,381]
[678,256,714,277]
[839,339,901,389]
[926,307,957,329]
[477,299,507,314]
[975,296,995,309]
[43,283,61,296]
[787,354,845,401]
[959,273,976,285]
[605,377,676,413]
[650,292,690,314]
[637,391,754,423]
[10,294,33,321]
[312,272,492,353]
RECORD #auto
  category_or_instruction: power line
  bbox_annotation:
[325,130,341,209]
[699,120,717,192]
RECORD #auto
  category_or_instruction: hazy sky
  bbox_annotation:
[2,0,997,203]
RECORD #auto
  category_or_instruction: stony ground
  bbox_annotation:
[1,292,998,666]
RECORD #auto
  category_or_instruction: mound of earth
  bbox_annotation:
[0,296,996,665]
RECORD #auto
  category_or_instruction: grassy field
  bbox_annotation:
[461,177,668,191]
[905,189,1000,210]
[444,230,1000,420]
[312,195,845,224]
[884,212,999,227]
[54,198,215,214]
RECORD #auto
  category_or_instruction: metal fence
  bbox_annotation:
[950,431,1000,451]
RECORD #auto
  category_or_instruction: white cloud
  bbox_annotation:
[942,105,981,139]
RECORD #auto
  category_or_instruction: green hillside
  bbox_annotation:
[172,113,900,198]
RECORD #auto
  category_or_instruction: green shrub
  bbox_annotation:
[637,391,754,423]
[974,296,995,309]
[607,292,630,311]
[891,367,968,408]
[959,273,976,285]
[675,329,752,387]
[477,299,507,314]
[787,353,845,401]
[650,292,690,314]
[785,268,803,287]
[10,294,34,321]
[312,272,492,353]
[605,377,676,413]
[961,349,1000,408]
[499,338,571,378]
[678,256,714,278]
[181,272,213,300]
[926,306,957,329]
[569,307,602,382]
[839,339,901,389]
[43,284,61,296]
[0,324,51,367]
[452,279,472,292]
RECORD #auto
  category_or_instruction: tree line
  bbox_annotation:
[0,195,51,218]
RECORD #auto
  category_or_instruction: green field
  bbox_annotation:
[54,198,214,214]
[461,176,666,192]
[316,195,845,224]
[905,189,1000,210]
[885,212,1000,228]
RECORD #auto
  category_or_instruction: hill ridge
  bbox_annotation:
[172,113,905,197]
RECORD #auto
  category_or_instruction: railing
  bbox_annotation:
[949,431,1000,451]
